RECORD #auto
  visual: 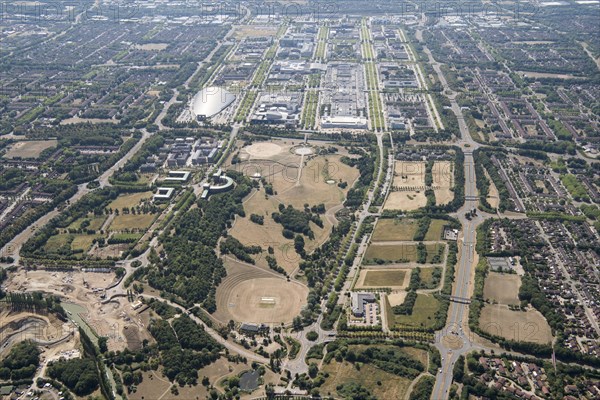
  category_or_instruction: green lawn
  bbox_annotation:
[388,294,440,329]
[363,270,406,286]
[424,219,447,241]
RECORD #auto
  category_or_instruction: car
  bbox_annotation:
[438,368,442,374]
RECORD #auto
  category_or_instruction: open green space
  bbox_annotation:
[387,294,441,329]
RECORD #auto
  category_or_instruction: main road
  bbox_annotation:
[415,24,492,400]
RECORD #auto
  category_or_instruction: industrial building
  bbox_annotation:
[190,86,236,120]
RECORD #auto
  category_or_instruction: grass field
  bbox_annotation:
[364,243,445,264]
[108,192,153,210]
[4,140,57,159]
[387,294,440,329]
[484,272,521,306]
[109,214,155,231]
[71,235,101,252]
[371,219,418,241]
[424,219,447,241]
[420,266,442,287]
[44,234,73,252]
[320,359,412,399]
[364,243,418,263]
[480,304,552,344]
[67,214,107,231]
[229,142,359,273]
[363,270,407,287]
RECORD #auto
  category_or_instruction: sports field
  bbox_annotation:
[213,259,308,325]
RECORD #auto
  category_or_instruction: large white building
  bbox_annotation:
[190,87,236,120]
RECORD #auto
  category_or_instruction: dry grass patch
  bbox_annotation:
[371,218,418,241]
[4,140,57,159]
[109,214,155,231]
[364,243,418,263]
[484,168,499,208]
[483,272,521,305]
[108,192,153,209]
[71,235,101,252]
[320,360,411,400]
[384,161,427,211]
[432,161,454,205]
[479,304,552,344]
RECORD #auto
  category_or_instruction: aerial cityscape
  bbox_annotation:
[0,1,599,399]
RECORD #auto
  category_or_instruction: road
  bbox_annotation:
[417,24,495,399]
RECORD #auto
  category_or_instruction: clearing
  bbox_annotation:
[364,243,445,264]
[108,191,153,209]
[109,214,156,230]
[424,219,447,241]
[320,359,412,399]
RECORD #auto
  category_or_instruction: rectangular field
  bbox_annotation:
[483,272,521,305]
[364,243,418,263]
[4,140,57,159]
[355,269,409,289]
[371,218,418,241]
[109,214,155,231]
[383,161,427,211]
[71,235,101,252]
[479,304,552,344]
